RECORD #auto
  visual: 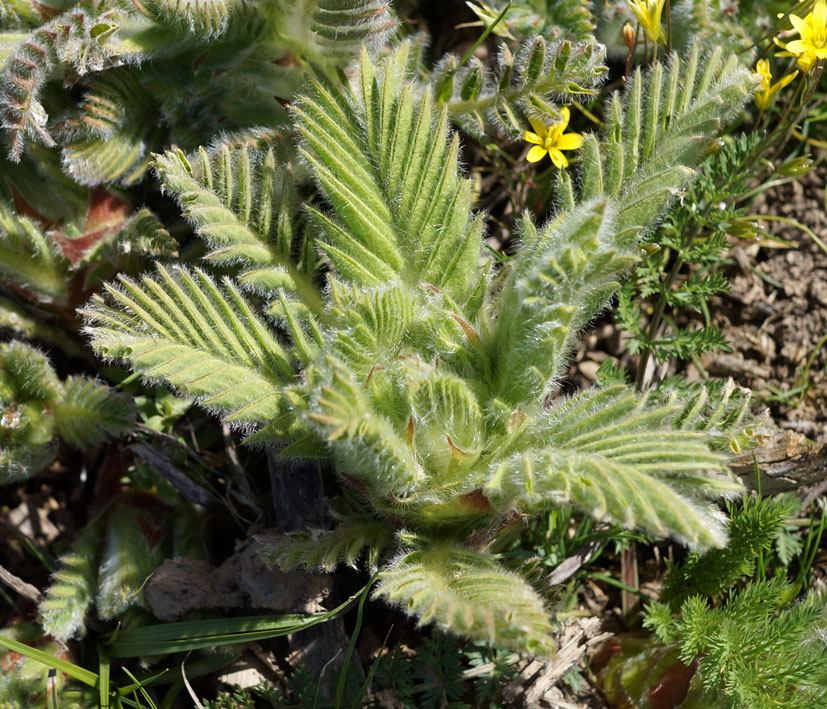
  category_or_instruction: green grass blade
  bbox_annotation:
[99,644,111,708]
[335,576,375,707]
[121,667,159,709]
[106,579,372,657]
[0,634,99,687]
[350,625,392,709]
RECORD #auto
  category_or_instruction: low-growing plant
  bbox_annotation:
[3,0,827,704]
[80,36,757,654]
[599,495,827,707]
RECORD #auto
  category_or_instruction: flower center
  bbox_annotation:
[545,125,564,149]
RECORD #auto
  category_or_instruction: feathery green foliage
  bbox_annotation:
[96,504,161,619]
[574,43,757,241]
[153,138,311,297]
[376,542,555,654]
[0,341,134,483]
[639,496,827,707]
[1,10,118,160]
[616,131,782,389]
[83,265,293,423]
[84,37,757,653]
[38,521,104,642]
[437,37,607,138]
[0,203,69,304]
[60,68,156,186]
[660,495,800,607]
[258,517,395,572]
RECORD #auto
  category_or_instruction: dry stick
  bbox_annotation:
[666,0,672,54]
[0,563,41,603]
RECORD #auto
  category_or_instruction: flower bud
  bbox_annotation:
[777,155,813,177]
[724,219,759,240]
[622,22,636,50]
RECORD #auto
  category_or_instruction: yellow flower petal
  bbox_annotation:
[528,117,547,137]
[778,70,799,88]
[558,106,570,128]
[790,14,813,41]
[817,46,827,58]
[756,58,771,78]
[797,50,817,72]
[556,133,584,151]
[814,0,827,32]
[549,149,568,169]
[785,39,809,54]
[526,145,548,163]
[523,130,543,145]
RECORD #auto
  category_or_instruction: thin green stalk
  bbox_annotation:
[440,2,511,104]
[746,213,827,257]
[634,251,684,391]
[350,625,393,709]
[741,63,822,178]
[120,667,159,709]
[457,2,511,70]
[99,644,112,709]
[335,577,376,708]
[588,572,647,597]
[796,508,826,587]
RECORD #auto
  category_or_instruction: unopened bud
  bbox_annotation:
[725,219,759,240]
[777,154,813,177]
[622,22,636,50]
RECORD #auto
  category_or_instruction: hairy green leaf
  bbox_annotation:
[294,41,482,302]
[38,521,103,641]
[579,44,755,243]
[60,68,155,186]
[491,200,635,407]
[376,542,554,655]
[486,385,742,548]
[0,10,118,160]
[0,204,69,304]
[82,264,292,423]
[96,507,157,619]
[257,518,395,572]
[53,376,135,448]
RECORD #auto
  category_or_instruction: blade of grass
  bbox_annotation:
[118,669,169,696]
[99,644,111,709]
[797,505,826,587]
[438,1,511,101]
[350,625,393,709]
[107,576,377,657]
[179,656,205,709]
[313,649,343,709]
[121,666,159,709]
[0,634,99,687]
[335,576,376,707]
[457,1,511,69]
[160,649,244,709]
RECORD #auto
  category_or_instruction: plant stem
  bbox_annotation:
[634,251,684,391]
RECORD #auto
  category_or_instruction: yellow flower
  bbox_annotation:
[626,0,667,45]
[754,59,798,111]
[523,108,584,168]
[775,0,827,72]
